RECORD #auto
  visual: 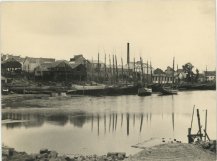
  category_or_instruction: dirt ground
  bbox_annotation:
[125,143,216,161]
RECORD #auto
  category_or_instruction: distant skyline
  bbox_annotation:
[1,0,216,72]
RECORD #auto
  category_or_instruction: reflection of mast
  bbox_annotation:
[109,114,111,132]
[172,96,175,133]
[140,113,144,132]
[115,114,118,130]
[121,113,123,127]
[97,114,100,136]
[91,114,94,132]
[104,114,106,134]
[127,113,130,136]
[112,113,115,132]
[133,114,135,127]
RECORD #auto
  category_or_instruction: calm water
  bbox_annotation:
[2,91,216,155]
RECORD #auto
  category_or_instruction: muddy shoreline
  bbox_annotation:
[3,141,216,161]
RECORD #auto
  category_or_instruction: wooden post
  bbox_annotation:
[196,109,202,140]
[190,105,195,131]
[188,128,193,143]
[204,129,210,141]
[204,109,207,141]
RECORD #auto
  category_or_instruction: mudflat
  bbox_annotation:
[125,143,216,161]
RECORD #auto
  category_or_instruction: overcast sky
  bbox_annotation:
[1,0,216,72]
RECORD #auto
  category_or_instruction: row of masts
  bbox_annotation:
[90,52,153,85]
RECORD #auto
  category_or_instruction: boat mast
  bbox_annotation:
[172,57,175,87]
[147,60,149,85]
[121,57,124,82]
[109,54,112,84]
[91,57,94,81]
[133,57,136,82]
[150,61,153,84]
[104,53,107,83]
[112,55,115,83]
[127,43,130,84]
[98,52,100,82]
[140,57,144,85]
[115,55,118,83]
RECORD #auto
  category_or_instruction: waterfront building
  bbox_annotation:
[69,55,88,66]
[204,71,216,82]
[152,68,174,84]
[23,57,55,73]
[175,69,186,83]
[1,54,25,69]
[1,58,22,77]
[34,60,87,81]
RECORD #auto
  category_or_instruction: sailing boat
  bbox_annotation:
[160,57,178,95]
[138,57,152,96]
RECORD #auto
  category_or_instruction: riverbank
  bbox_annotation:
[2,146,127,161]
[2,77,216,96]
[3,141,216,161]
[126,142,216,161]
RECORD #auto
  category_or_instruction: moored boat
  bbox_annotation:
[138,87,152,96]
[160,57,178,95]
[160,86,178,95]
[70,84,107,96]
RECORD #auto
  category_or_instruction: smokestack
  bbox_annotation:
[127,42,130,64]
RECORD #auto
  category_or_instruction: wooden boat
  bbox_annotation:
[160,86,178,95]
[70,84,107,95]
[160,57,178,95]
[137,57,152,96]
[138,87,152,96]
[106,84,138,95]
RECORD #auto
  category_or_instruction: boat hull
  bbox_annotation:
[160,87,178,95]
[138,87,152,96]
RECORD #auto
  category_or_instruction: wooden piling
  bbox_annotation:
[196,109,202,140]
[190,105,195,131]
[204,109,207,141]
[188,128,193,143]
[203,129,210,141]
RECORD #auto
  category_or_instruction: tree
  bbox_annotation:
[182,63,199,82]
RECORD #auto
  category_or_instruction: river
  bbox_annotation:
[1,90,216,156]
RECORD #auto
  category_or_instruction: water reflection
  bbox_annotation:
[139,114,143,133]
[2,91,216,155]
[127,113,129,136]
[2,111,170,136]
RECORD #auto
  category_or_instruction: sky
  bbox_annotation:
[0,0,216,72]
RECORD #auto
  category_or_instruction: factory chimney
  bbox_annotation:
[127,42,130,64]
